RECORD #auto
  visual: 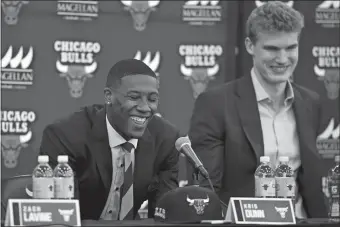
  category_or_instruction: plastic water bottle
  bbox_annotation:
[255,156,276,198]
[54,155,74,199]
[275,156,296,204]
[32,155,54,199]
[328,155,340,222]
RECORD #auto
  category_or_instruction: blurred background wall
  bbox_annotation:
[1,1,339,201]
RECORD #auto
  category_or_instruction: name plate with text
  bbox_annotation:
[225,197,296,225]
[5,199,81,226]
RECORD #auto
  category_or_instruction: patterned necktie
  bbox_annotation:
[119,142,134,220]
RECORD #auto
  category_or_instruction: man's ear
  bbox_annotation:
[104,87,113,104]
[245,37,254,55]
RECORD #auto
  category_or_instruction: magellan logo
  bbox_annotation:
[317,118,339,158]
[255,0,294,7]
[121,0,160,31]
[182,0,222,26]
[312,46,339,99]
[315,1,340,28]
[57,0,99,21]
[133,51,161,77]
[54,40,101,98]
[179,44,222,99]
[1,46,34,90]
[1,110,36,168]
[1,1,28,25]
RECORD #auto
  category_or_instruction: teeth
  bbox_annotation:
[271,66,287,72]
[131,116,146,124]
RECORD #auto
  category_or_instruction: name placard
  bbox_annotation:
[225,197,296,225]
[5,199,81,226]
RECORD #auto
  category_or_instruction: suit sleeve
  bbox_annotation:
[147,128,180,217]
[188,90,225,192]
[40,125,76,169]
[315,95,323,137]
[39,125,80,199]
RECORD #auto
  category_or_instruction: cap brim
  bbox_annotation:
[153,219,204,224]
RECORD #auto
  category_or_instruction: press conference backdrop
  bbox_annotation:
[1,0,339,203]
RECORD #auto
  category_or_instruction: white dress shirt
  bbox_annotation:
[251,69,307,219]
[100,115,138,220]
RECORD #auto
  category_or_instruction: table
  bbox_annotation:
[81,218,339,227]
[1,218,338,226]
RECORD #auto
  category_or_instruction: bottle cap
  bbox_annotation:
[57,155,68,163]
[38,155,49,163]
[335,155,340,162]
[260,156,270,163]
[279,156,289,162]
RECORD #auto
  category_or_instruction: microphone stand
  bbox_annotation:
[192,167,229,212]
[192,169,200,186]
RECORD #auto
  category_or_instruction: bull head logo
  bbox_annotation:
[275,206,289,218]
[1,131,32,168]
[1,1,28,25]
[56,61,97,98]
[314,65,339,100]
[121,0,160,31]
[180,64,219,99]
[186,195,210,215]
[262,184,269,190]
[58,209,74,222]
[287,184,293,191]
[255,0,294,8]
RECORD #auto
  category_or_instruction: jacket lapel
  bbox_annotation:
[236,75,264,166]
[292,86,319,159]
[134,128,154,179]
[133,128,155,215]
[86,108,112,193]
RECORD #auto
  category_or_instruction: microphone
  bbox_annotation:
[175,136,209,179]
[175,136,229,211]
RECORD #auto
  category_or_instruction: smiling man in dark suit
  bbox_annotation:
[40,59,180,220]
[188,1,327,219]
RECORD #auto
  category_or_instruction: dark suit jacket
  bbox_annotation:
[188,75,328,218]
[40,104,180,220]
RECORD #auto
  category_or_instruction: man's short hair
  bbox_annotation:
[246,1,304,43]
[106,59,157,88]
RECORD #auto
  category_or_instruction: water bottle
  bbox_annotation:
[54,155,74,199]
[255,156,276,198]
[328,155,340,222]
[32,155,54,199]
[275,156,296,204]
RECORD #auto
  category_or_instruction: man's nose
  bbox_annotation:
[275,50,289,64]
[136,97,151,112]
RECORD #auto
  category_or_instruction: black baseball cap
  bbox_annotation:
[154,185,223,223]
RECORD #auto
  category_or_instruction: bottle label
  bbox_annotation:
[276,177,296,198]
[255,177,276,197]
[329,180,339,198]
[33,177,54,199]
[330,201,340,217]
[55,177,74,199]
